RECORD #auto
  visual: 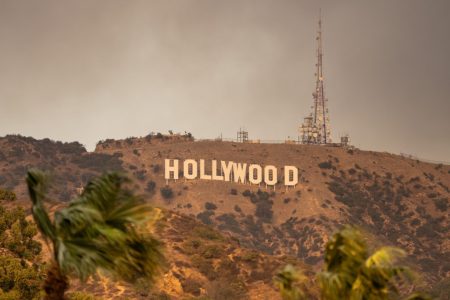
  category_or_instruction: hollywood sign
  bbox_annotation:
[164,159,298,187]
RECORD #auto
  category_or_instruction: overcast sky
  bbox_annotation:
[0,0,449,161]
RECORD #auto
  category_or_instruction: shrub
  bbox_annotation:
[0,256,44,299]
[242,190,252,197]
[234,205,242,213]
[217,213,242,234]
[191,255,216,280]
[152,164,161,173]
[207,279,247,299]
[192,226,222,240]
[70,153,123,173]
[196,211,214,225]
[318,161,333,169]
[135,170,146,181]
[230,188,238,195]
[146,181,156,193]
[181,239,201,255]
[0,189,16,201]
[0,206,42,259]
[410,218,420,226]
[255,200,273,223]
[0,204,45,299]
[160,186,174,201]
[201,245,223,259]
[241,251,259,263]
[433,198,448,212]
[205,202,217,210]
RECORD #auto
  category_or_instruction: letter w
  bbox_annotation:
[232,163,247,183]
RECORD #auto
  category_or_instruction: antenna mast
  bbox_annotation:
[300,11,331,144]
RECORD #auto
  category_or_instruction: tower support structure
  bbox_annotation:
[300,14,331,144]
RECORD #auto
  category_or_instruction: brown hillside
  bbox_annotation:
[68,210,317,299]
[95,135,449,285]
[0,134,449,298]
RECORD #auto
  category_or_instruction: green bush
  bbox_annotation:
[0,206,42,259]
[0,190,16,201]
[0,256,44,299]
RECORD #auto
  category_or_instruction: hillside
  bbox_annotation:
[0,134,449,298]
[95,135,449,282]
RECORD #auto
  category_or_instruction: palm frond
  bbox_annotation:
[53,172,165,283]
[26,169,56,242]
[319,226,367,299]
[27,169,165,289]
[365,247,405,269]
[318,226,417,300]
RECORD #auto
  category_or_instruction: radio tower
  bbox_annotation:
[300,12,331,144]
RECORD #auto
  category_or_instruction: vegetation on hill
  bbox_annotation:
[326,167,449,279]
[0,189,16,201]
[0,135,448,298]
[0,135,123,198]
[0,204,44,299]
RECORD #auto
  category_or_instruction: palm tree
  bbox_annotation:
[274,264,307,300]
[26,169,165,300]
[318,225,413,300]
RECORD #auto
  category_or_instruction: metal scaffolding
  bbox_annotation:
[237,128,249,143]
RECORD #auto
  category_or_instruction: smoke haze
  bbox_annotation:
[0,0,449,161]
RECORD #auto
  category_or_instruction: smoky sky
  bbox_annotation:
[0,0,449,162]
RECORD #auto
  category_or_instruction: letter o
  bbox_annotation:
[249,164,262,185]
[264,165,277,185]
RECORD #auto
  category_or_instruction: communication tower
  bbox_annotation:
[300,13,331,144]
[237,128,249,143]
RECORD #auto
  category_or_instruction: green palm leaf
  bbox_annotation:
[318,226,415,300]
[26,169,56,243]
[26,169,165,299]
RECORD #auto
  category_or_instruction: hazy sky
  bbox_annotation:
[0,0,449,161]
